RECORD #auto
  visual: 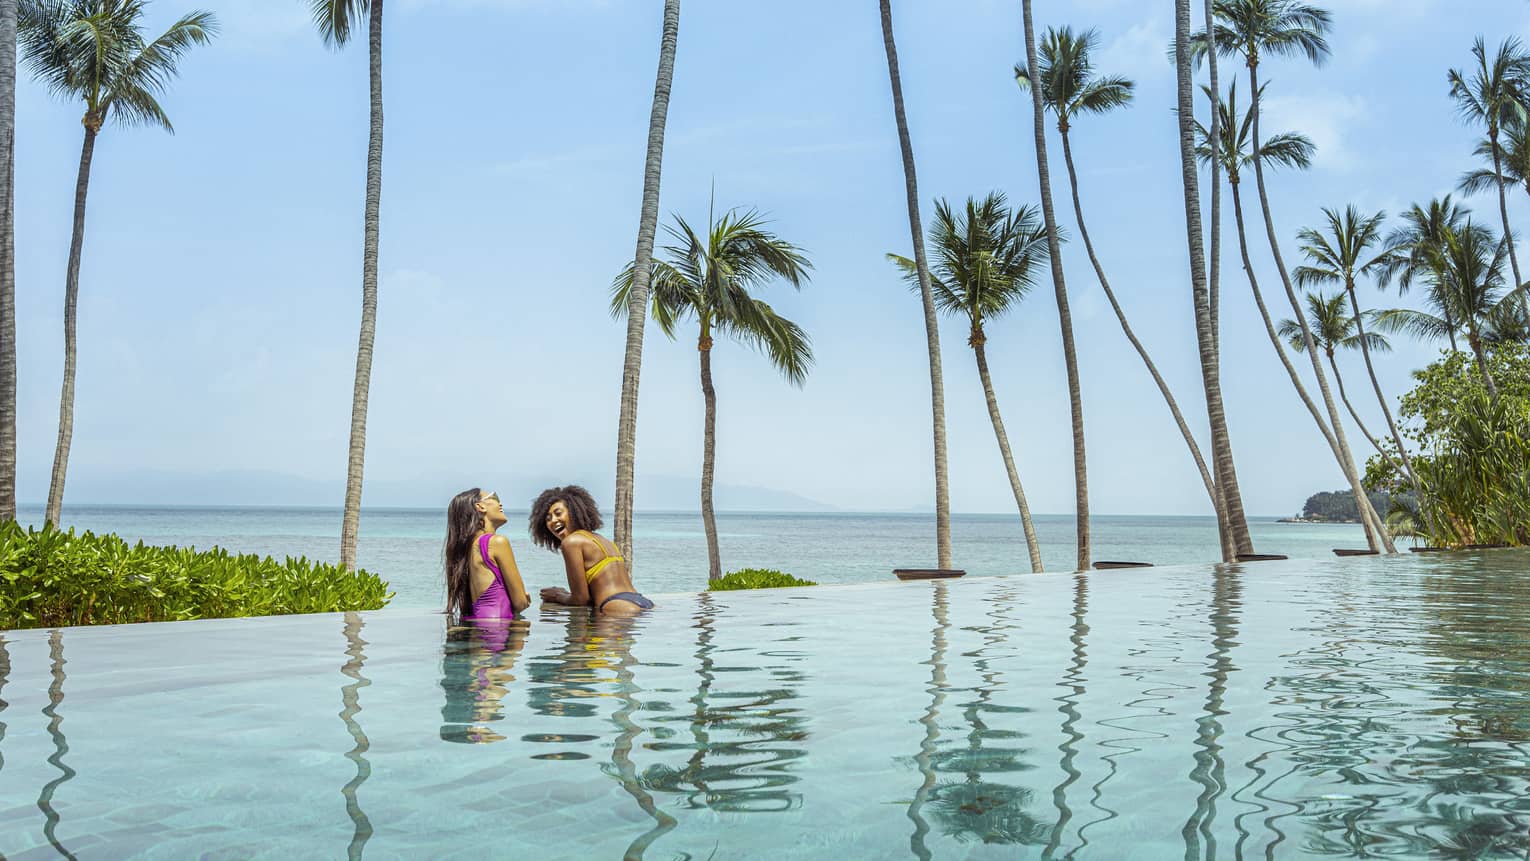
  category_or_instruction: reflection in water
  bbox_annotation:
[1044,575,1090,858]
[906,582,948,861]
[597,614,678,861]
[0,636,9,780]
[440,620,528,743]
[1181,567,1241,860]
[37,629,76,860]
[338,613,373,860]
[530,612,675,859]
[641,593,809,814]
[929,585,1046,849]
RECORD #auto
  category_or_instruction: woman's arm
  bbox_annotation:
[487,534,531,615]
[540,539,593,606]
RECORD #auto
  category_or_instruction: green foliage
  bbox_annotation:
[1366,345,1530,547]
[0,522,392,629]
[707,568,817,591]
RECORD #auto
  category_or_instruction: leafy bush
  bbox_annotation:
[0,522,393,629]
[707,568,817,591]
[1367,345,1530,548]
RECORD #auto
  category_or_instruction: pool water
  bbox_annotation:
[2,551,1528,859]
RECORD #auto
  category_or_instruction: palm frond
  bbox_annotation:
[720,296,814,387]
[104,9,216,130]
[1373,307,1454,343]
[310,0,368,48]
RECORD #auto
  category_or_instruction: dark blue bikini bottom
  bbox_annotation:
[598,592,654,612]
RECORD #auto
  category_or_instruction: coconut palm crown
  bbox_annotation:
[613,208,813,385]
[1013,26,1133,132]
[888,194,1050,344]
[20,0,216,132]
[1193,82,1314,182]
[1277,291,1388,357]
[1188,0,1332,71]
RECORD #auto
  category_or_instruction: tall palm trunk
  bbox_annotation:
[338,0,384,572]
[1023,0,1089,571]
[1173,0,1238,562]
[879,0,951,569]
[1246,65,1393,553]
[697,327,721,582]
[0,0,15,521]
[971,330,1043,572]
[45,123,98,526]
[1490,129,1523,289]
[1057,125,1219,521]
[1228,180,1383,550]
[614,0,680,565]
[1199,0,1253,559]
[1203,0,1222,346]
[1343,282,1421,496]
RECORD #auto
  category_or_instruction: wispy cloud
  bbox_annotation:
[1098,18,1173,87]
[1261,93,1367,172]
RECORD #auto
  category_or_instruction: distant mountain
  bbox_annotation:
[22,468,839,513]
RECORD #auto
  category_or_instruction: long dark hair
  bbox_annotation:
[444,488,485,617]
[528,485,603,552]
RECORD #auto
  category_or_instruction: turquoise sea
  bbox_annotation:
[18,505,1369,609]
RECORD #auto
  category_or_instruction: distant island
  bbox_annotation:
[1281,489,1411,524]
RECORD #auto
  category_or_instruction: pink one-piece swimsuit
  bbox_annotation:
[466,533,514,620]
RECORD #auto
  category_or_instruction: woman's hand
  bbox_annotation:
[540,586,573,604]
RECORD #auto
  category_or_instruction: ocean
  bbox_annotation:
[16,505,1370,609]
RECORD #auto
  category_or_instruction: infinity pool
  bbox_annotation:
[2,551,1528,858]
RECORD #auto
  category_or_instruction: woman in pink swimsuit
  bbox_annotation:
[444,488,530,620]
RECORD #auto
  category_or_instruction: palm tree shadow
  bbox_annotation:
[339,612,373,860]
[38,629,77,860]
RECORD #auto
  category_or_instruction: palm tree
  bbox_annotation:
[612,207,812,583]
[1200,0,1236,559]
[1449,36,1530,289]
[1192,0,1394,553]
[1378,197,1471,352]
[1017,25,1247,558]
[879,0,951,571]
[1021,0,1089,572]
[1294,205,1421,494]
[1276,291,1394,463]
[889,193,1049,572]
[20,0,217,526]
[0,0,16,521]
[309,0,383,572]
[612,0,679,567]
[1174,0,1233,559]
[1193,83,1386,552]
[1376,222,1514,398]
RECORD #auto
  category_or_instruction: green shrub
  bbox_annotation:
[707,568,817,591]
[0,522,393,629]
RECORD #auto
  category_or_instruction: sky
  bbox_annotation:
[12,0,1530,516]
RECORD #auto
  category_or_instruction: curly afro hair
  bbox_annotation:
[528,485,604,552]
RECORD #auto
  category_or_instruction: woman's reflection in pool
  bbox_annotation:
[439,619,530,744]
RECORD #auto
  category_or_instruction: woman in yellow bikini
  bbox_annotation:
[529,485,653,616]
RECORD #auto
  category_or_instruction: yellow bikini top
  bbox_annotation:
[573,530,624,583]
